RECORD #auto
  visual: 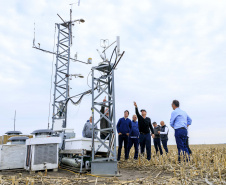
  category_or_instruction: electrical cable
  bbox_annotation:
[47,24,57,129]
[87,70,92,88]
[53,88,96,117]
[109,46,117,64]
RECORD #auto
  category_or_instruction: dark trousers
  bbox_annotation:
[128,137,139,159]
[186,137,192,154]
[153,138,163,155]
[117,134,129,160]
[161,139,168,153]
[139,133,151,160]
[175,129,189,161]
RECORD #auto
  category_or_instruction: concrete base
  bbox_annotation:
[91,161,118,176]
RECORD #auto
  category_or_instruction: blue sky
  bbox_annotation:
[0,0,226,144]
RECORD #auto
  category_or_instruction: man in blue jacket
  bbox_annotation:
[170,100,192,162]
[117,110,132,161]
[128,114,139,160]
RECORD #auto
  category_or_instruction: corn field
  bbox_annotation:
[0,144,225,184]
[118,144,226,184]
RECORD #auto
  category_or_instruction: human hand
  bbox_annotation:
[152,134,155,138]
[118,133,122,135]
[126,133,129,136]
[158,131,160,134]
[134,101,137,108]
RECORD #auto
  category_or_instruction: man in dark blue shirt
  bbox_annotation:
[116,110,132,161]
[128,114,139,159]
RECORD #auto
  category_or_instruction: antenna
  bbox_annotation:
[33,22,36,47]
[14,110,16,131]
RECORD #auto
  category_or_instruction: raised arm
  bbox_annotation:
[134,101,142,119]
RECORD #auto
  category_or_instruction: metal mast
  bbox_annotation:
[91,37,125,175]
[33,8,87,130]
[52,20,72,129]
[51,13,86,130]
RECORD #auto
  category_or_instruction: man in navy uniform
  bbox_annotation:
[117,110,132,161]
[158,121,169,154]
[170,100,192,161]
[134,102,154,160]
[128,114,139,159]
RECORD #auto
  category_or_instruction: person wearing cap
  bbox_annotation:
[153,122,163,155]
[158,121,169,154]
[134,102,154,160]
[128,114,139,160]
[100,97,110,140]
[170,100,192,162]
[116,110,132,161]
[82,116,97,138]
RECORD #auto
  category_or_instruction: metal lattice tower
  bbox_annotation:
[52,22,72,129]
[91,63,117,161]
[33,8,90,130]
[91,37,125,175]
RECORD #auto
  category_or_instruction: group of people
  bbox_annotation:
[117,100,192,161]
[116,109,169,161]
[82,99,192,162]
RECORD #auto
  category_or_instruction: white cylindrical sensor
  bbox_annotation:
[116,36,120,55]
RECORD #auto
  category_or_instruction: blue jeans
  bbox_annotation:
[117,134,129,160]
[128,137,139,159]
[175,129,189,161]
[161,139,168,153]
[153,138,163,155]
[139,133,151,160]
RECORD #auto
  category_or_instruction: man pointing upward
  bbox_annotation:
[134,101,154,160]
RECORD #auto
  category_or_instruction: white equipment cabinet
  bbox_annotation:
[24,137,61,171]
[65,137,109,153]
[0,144,26,170]
[0,136,28,170]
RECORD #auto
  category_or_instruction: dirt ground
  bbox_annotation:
[0,167,172,185]
[0,144,225,184]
